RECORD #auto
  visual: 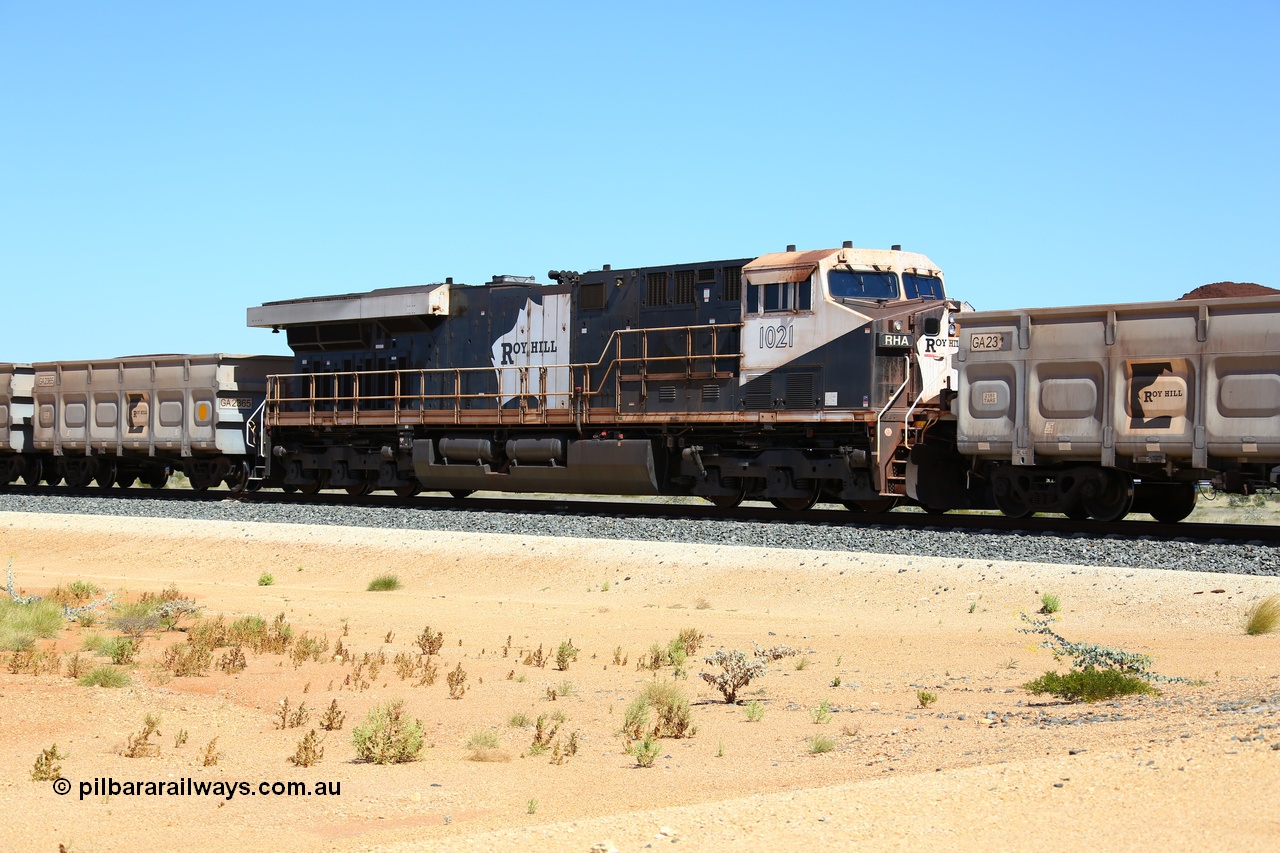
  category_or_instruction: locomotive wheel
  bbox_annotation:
[280,483,299,493]
[705,493,745,509]
[93,461,117,489]
[143,467,170,489]
[1080,472,1133,522]
[299,475,326,495]
[393,483,422,498]
[189,472,215,492]
[345,481,375,497]
[1143,483,1198,524]
[922,505,949,516]
[770,493,818,512]
[844,498,899,514]
[449,489,474,500]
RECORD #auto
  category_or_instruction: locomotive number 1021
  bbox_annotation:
[759,324,795,349]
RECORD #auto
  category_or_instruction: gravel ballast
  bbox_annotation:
[1,493,1275,577]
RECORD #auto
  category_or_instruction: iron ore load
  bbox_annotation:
[247,244,962,510]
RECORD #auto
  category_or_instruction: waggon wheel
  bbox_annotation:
[1080,472,1133,522]
[143,467,170,489]
[64,461,95,488]
[1140,482,1198,523]
[116,470,137,489]
[280,483,298,493]
[992,478,1035,519]
[705,492,745,509]
[21,459,43,486]
[226,461,251,495]
[922,505,949,516]
[93,461,117,489]
[393,482,422,498]
[449,489,474,500]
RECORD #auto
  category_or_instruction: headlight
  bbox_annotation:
[948,322,956,336]
[893,320,903,331]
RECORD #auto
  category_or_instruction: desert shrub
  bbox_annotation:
[465,729,508,762]
[188,615,230,649]
[415,625,443,657]
[642,682,695,738]
[123,713,161,758]
[78,665,130,688]
[319,699,346,731]
[352,700,425,764]
[228,615,268,647]
[1023,666,1158,703]
[917,690,938,709]
[105,636,139,665]
[275,697,310,729]
[621,695,651,741]
[1039,593,1061,615]
[744,700,764,722]
[258,573,274,587]
[1017,613,1189,683]
[0,597,64,651]
[63,651,87,679]
[289,730,324,767]
[808,734,836,754]
[529,714,560,755]
[31,744,67,781]
[109,601,161,639]
[633,735,660,768]
[202,737,221,766]
[367,574,401,592]
[290,633,328,667]
[554,640,579,671]
[810,699,832,724]
[508,712,532,728]
[218,645,247,674]
[162,641,212,677]
[447,663,468,699]
[1243,594,1280,636]
[700,643,799,703]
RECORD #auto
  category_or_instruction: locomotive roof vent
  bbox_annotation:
[843,240,853,248]
[786,244,796,252]
[891,244,902,251]
[490,275,537,285]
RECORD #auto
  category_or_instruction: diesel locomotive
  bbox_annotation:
[246,243,964,510]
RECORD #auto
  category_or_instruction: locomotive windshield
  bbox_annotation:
[828,269,899,301]
[904,273,944,300]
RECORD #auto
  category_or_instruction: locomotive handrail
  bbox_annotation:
[872,356,913,490]
[263,322,745,425]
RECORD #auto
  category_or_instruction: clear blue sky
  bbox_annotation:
[2,1,1276,362]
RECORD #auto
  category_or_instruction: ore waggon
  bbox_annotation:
[0,355,289,490]
[907,294,1280,521]
[247,244,964,510]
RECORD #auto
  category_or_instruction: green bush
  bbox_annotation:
[351,700,424,764]
[808,734,836,754]
[1039,593,1061,615]
[258,573,274,587]
[367,575,401,592]
[1022,666,1158,703]
[0,598,65,651]
[78,666,131,688]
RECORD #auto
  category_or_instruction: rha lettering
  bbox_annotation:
[500,341,558,365]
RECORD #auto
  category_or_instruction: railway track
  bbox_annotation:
[3,484,1279,546]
